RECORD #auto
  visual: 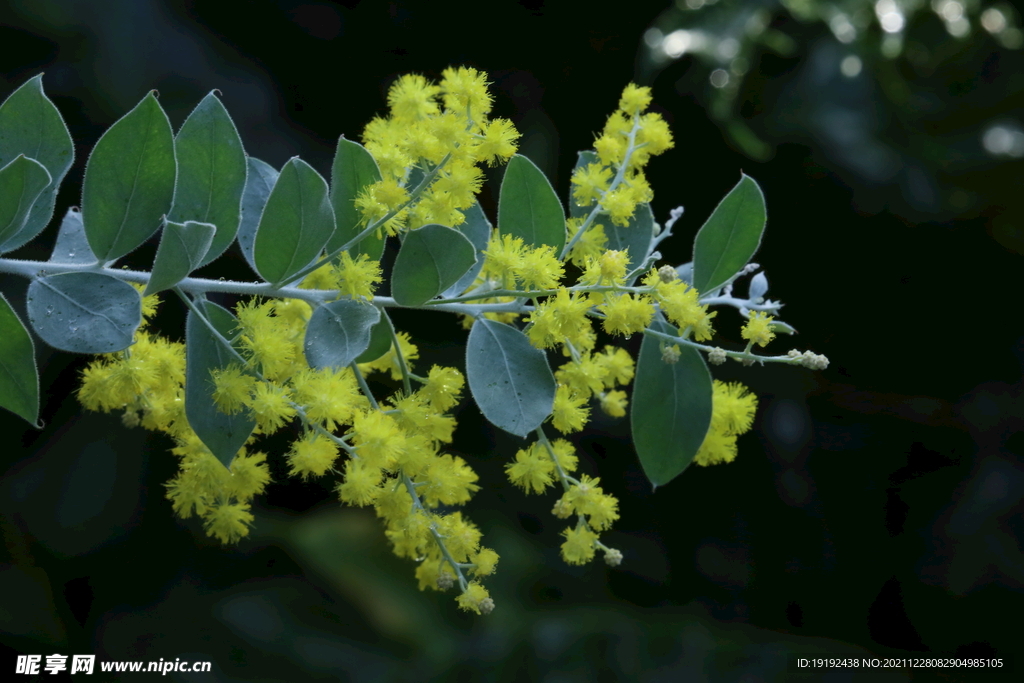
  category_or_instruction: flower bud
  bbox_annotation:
[437,571,455,591]
[603,548,623,567]
[661,344,681,364]
[478,597,496,615]
[657,265,678,283]
[708,347,727,365]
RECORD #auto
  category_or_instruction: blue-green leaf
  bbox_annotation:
[253,157,335,286]
[49,208,97,264]
[631,318,713,488]
[81,91,176,262]
[304,299,382,370]
[328,137,383,261]
[498,154,565,252]
[237,157,278,275]
[144,220,216,295]
[0,75,74,251]
[441,201,491,298]
[169,91,247,267]
[466,318,555,438]
[26,273,141,354]
[692,174,766,295]
[391,224,476,306]
[0,293,40,427]
[0,155,52,251]
[185,299,255,468]
[355,310,394,364]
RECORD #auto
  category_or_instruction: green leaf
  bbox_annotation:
[441,201,491,298]
[0,293,40,427]
[466,318,555,438]
[631,318,713,488]
[498,154,565,252]
[253,157,335,286]
[0,75,74,251]
[355,311,394,364]
[81,91,176,262]
[144,220,216,295]
[0,155,52,251]
[237,157,278,275]
[692,174,766,295]
[185,299,255,468]
[26,273,141,354]
[391,224,476,306]
[304,299,382,370]
[49,208,97,264]
[169,91,247,267]
[328,137,384,261]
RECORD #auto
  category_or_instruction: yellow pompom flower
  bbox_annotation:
[505,443,556,494]
[560,525,599,565]
[419,365,465,412]
[387,73,441,121]
[517,245,564,291]
[456,582,494,615]
[470,548,499,577]
[210,365,255,415]
[287,432,340,479]
[600,293,654,336]
[571,162,612,207]
[710,380,758,436]
[565,218,607,266]
[600,390,628,418]
[475,118,520,166]
[337,459,382,507]
[440,66,492,117]
[741,310,776,347]
[618,83,652,116]
[693,427,738,466]
[551,385,590,434]
[202,502,254,544]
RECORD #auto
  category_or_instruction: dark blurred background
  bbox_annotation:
[1,1,1022,681]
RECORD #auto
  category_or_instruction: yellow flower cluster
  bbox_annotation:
[694,381,759,466]
[570,83,673,226]
[356,67,520,234]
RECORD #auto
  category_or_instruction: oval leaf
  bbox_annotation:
[498,154,565,252]
[81,91,177,262]
[305,299,382,370]
[185,299,255,468]
[328,137,384,260]
[355,311,394,364]
[237,157,279,275]
[169,91,247,267]
[631,318,713,488]
[441,201,492,298]
[692,174,766,295]
[253,157,336,286]
[49,207,97,264]
[466,318,555,438]
[26,273,141,354]
[0,293,40,427]
[0,75,74,251]
[392,224,476,306]
[144,220,216,295]
[0,155,52,251]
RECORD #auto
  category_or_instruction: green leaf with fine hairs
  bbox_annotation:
[442,200,491,298]
[466,318,555,438]
[49,208,97,264]
[0,293,40,427]
[81,91,176,262]
[328,137,384,261]
[391,224,477,306]
[0,155,52,252]
[355,310,394,364]
[253,157,335,286]
[304,299,382,370]
[144,220,216,295]
[631,318,713,488]
[169,91,247,267]
[237,157,278,275]
[185,299,255,468]
[0,75,74,251]
[568,150,653,282]
[692,174,766,295]
[26,273,141,354]
[498,154,565,252]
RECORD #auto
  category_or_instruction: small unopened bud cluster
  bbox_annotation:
[603,548,623,567]
[661,344,681,364]
[788,349,829,370]
[657,265,678,283]
[436,571,455,591]
[708,347,727,365]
